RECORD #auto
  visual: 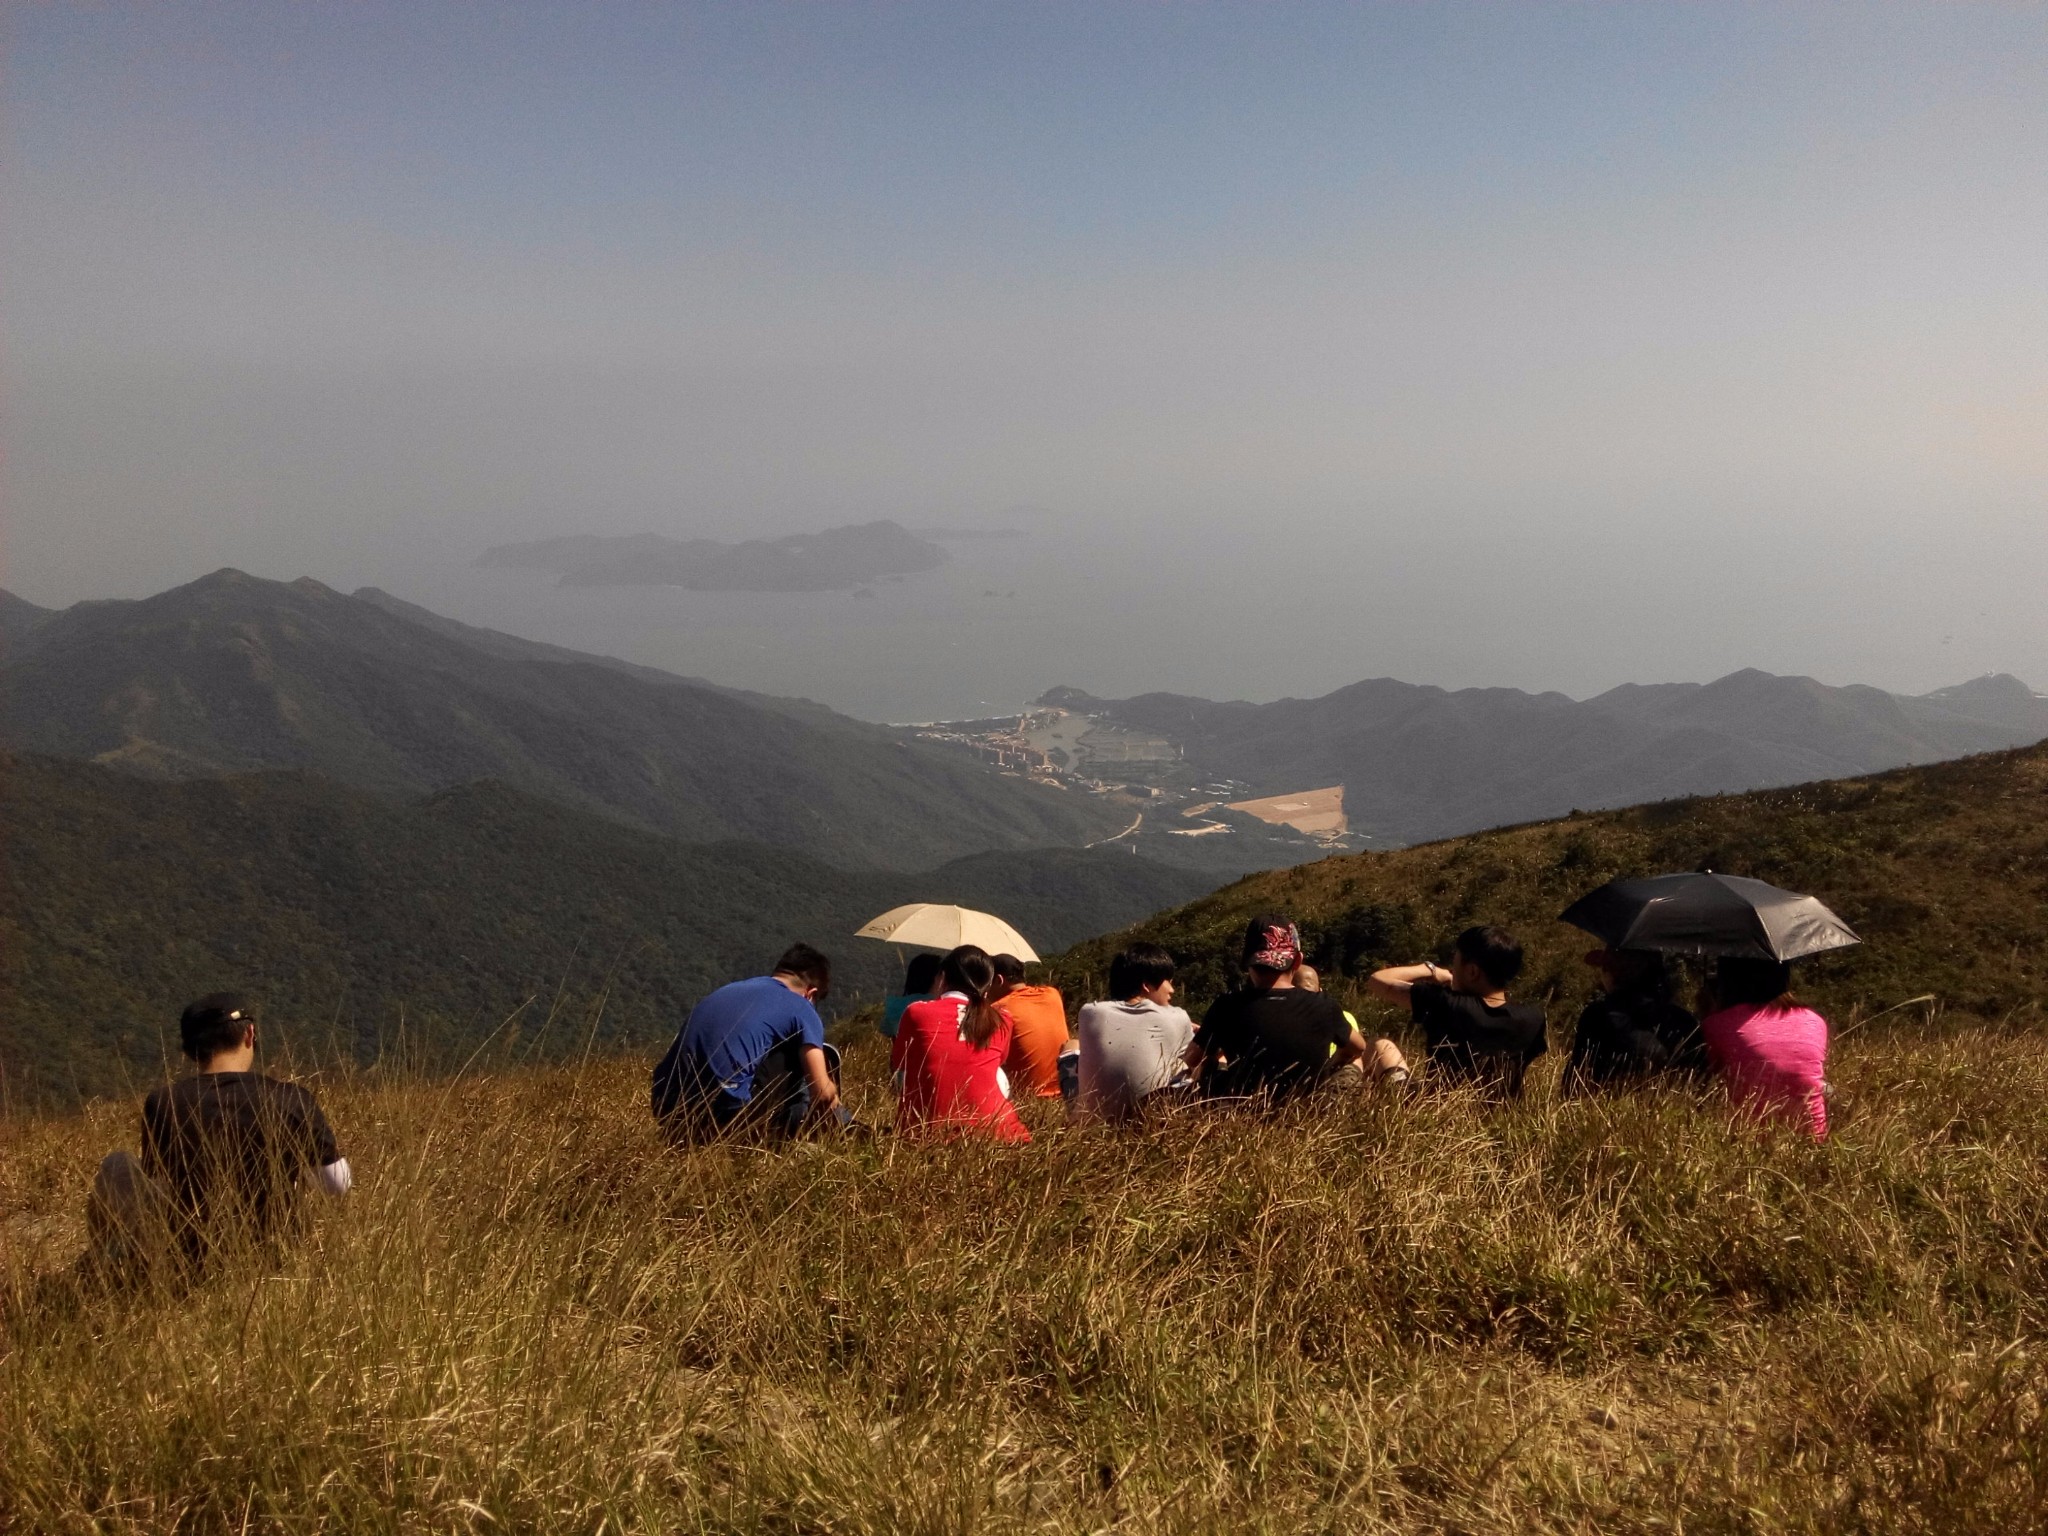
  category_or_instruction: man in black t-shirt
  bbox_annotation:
[87,994,350,1278]
[1368,927,1547,1099]
[1195,915,1396,1102]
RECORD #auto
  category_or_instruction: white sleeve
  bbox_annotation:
[316,1157,353,1197]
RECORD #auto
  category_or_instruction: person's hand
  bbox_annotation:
[810,1080,841,1116]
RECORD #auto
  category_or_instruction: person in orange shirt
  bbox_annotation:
[991,953,1071,1099]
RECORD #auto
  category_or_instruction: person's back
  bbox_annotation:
[895,946,1030,1143]
[1370,926,1546,1100]
[1200,988,1353,1100]
[97,994,350,1278]
[1565,949,1705,1092]
[1074,944,1194,1124]
[144,1071,338,1266]
[651,944,840,1141]
[1196,919,1364,1102]
[992,957,1069,1099]
[1700,958,1828,1140]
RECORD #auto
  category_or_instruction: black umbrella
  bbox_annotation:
[1559,872,1860,962]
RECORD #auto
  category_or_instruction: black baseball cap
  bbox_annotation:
[179,993,254,1058]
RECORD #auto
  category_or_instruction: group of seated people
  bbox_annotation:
[77,917,1830,1282]
[650,913,1834,1146]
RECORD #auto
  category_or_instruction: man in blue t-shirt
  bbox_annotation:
[652,944,842,1142]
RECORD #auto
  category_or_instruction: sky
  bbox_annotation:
[5,2,2046,720]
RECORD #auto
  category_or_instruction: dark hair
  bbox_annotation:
[902,952,944,996]
[1114,943,1176,998]
[1454,926,1524,987]
[1714,956,1795,1010]
[774,943,832,1000]
[180,993,254,1062]
[940,945,1003,1048]
[990,952,1027,986]
[1609,949,1672,1002]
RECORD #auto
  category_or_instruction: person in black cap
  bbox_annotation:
[1192,915,1404,1102]
[86,993,350,1280]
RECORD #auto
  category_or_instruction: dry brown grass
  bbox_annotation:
[4,1026,2047,1534]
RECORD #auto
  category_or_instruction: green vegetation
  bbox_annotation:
[4,1031,2044,1531]
[1052,742,2048,1046]
[0,755,1212,1108]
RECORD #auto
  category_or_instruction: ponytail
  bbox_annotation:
[940,945,1002,1049]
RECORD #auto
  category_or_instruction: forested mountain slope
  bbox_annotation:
[0,570,1119,869]
[0,754,1210,1105]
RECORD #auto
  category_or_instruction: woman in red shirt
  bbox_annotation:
[893,946,1031,1144]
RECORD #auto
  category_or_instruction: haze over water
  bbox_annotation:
[7,4,2046,719]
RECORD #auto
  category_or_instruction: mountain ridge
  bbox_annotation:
[1039,666,2048,846]
[0,569,1122,870]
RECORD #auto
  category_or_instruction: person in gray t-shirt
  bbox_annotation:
[1073,943,1196,1125]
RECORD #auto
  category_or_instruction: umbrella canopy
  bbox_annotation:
[1559,872,1860,963]
[853,903,1040,963]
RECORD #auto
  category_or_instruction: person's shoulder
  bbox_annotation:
[901,996,953,1028]
[253,1073,325,1110]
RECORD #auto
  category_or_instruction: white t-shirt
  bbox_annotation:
[1074,999,1195,1124]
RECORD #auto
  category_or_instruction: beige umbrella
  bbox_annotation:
[854,903,1040,963]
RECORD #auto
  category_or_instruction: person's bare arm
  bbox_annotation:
[801,1045,840,1115]
[1366,962,1449,1004]
[1335,1027,1368,1067]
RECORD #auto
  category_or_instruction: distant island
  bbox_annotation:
[477,520,948,591]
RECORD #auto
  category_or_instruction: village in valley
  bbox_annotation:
[906,704,1367,857]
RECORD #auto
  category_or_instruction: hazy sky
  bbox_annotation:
[6,3,2045,718]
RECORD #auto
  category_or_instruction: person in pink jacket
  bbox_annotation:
[1699,958,1830,1141]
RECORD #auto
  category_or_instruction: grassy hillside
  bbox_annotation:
[0,755,1213,1107]
[6,748,2048,1528]
[1050,742,2048,1045]
[0,570,1122,869]
[4,1033,2045,1531]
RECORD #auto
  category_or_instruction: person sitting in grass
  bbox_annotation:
[1194,916,1397,1102]
[1563,948,1708,1093]
[87,993,351,1281]
[893,945,1030,1143]
[880,952,944,1040]
[651,943,844,1143]
[991,953,1070,1100]
[1293,961,1411,1086]
[1072,943,1196,1125]
[1698,957,1830,1141]
[1368,927,1547,1099]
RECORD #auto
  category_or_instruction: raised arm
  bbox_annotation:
[1366,962,1449,1005]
